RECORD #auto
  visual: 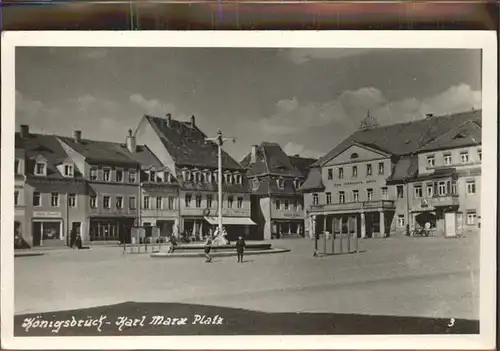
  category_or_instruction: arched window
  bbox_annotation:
[252,178,260,191]
[350,153,359,159]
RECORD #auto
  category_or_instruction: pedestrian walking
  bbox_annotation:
[204,236,213,263]
[236,235,246,263]
[74,233,83,250]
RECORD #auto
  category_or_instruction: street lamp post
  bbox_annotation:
[205,129,236,235]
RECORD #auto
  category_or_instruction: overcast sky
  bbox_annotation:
[16,47,481,161]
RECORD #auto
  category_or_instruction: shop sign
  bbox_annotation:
[33,211,61,218]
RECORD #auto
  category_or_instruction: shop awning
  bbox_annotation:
[204,216,256,226]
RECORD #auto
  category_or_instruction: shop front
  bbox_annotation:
[31,211,65,247]
[89,217,135,244]
[271,220,304,238]
[203,216,256,241]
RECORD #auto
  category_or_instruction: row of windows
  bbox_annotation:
[89,167,138,183]
[426,148,481,168]
[182,170,243,185]
[395,211,478,228]
[184,194,245,209]
[274,199,303,211]
[251,177,303,191]
[89,195,176,210]
[311,180,477,205]
[327,162,385,180]
[29,192,78,208]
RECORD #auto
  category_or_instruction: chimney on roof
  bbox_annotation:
[251,145,258,163]
[73,130,82,143]
[425,113,434,119]
[190,115,196,127]
[20,125,30,139]
[126,129,137,153]
[165,113,172,127]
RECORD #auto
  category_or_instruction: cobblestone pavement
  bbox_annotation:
[14,235,480,320]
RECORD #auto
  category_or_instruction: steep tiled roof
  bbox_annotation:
[417,120,482,152]
[288,155,318,178]
[58,136,139,166]
[315,110,482,167]
[386,156,419,184]
[299,167,324,192]
[145,115,242,170]
[15,133,83,180]
[126,145,166,170]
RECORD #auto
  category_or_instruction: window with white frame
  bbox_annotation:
[235,174,242,184]
[90,167,98,180]
[460,151,469,164]
[277,177,285,189]
[237,197,243,208]
[438,181,447,196]
[225,173,233,184]
[339,191,345,204]
[103,168,111,182]
[378,162,385,175]
[227,196,234,208]
[116,196,123,209]
[397,215,405,228]
[284,199,289,210]
[396,185,404,199]
[213,172,218,183]
[425,183,433,197]
[156,197,163,210]
[466,211,477,225]
[312,193,319,205]
[168,196,175,210]
[366,188,374,201]
[34,162,46,176]
[103,196,111,209]
[143,195,150,209]
[466,180,476,194]
[206,195,213,208]
[194,171,201,183]
[90,196,97,209]
[426,155,435,167]
[64,164,74,177]
[381,187,388,199]
[182,170,190,182]
[366,164,372,176]
[451,181,458,195]
[185,194,192,207]
[352,190,359,202]
[15,159,21,175]
[352,166,358,178]
[326,192,332,204]
[129,196,136,210]
[443,153,452,165]
[115,169,123,182]
[51,192,59,207]
[205,171,212,183]
[478,148,482,161]
[327,168,333,180]
[150,169,157,182]
[129,170,137,183]
[68,193,76,207]
[252,178,260,191]
[195,195,202,208]
[414,185,423,198]
[14,191,19,206]
[338,167,344,179]
[275,199,281,210]
[33,192,41,207]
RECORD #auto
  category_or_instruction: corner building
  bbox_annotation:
[301,110,482,238]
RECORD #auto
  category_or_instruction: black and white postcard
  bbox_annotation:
[1,31,497,349]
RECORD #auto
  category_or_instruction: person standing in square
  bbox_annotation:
[236,236,246,263]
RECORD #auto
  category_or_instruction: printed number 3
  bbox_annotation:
[448,318,455,328]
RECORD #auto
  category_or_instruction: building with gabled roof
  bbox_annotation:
[301,109,482,239]
[15,125,87,248]
[134,113,255,241]
[241,142,317,240]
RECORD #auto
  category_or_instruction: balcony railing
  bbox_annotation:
[309,200,395,213]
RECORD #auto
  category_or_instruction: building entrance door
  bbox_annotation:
[445,212,456,237]
[32,222,42,247]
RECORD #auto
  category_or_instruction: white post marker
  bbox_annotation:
[205,129,236,236]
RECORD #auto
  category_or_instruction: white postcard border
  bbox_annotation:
[1,30,497,350]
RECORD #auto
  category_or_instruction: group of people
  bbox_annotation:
[204,234,246,263]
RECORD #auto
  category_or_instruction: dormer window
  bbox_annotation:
[350,153,359,159]
[213,172,218,183]
[164,172,171,183]
[103,168,111,181]
[182,170,190,182]
[64,164,74,177]
[235,174,242,184]
[34,162,46,176]
[225,173,233,184]
[277,177,285,190]
[115,168,123,182]
[205,171,212,183]
[149,169,156,182]
[194,171,201,183]
[293,178,300,189]
[252,178,260,191]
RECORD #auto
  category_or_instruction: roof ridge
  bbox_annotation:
[417,119,482,151]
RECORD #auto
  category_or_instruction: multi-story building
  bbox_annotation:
[399,116,482,237]
[240,142,316,240]
[58,130,141,244]
[15,125,87,247]
[125,135,180,238]
[301,110,481,238]
[134,113,254,240]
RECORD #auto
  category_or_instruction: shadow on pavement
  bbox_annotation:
[15,301,479,336]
